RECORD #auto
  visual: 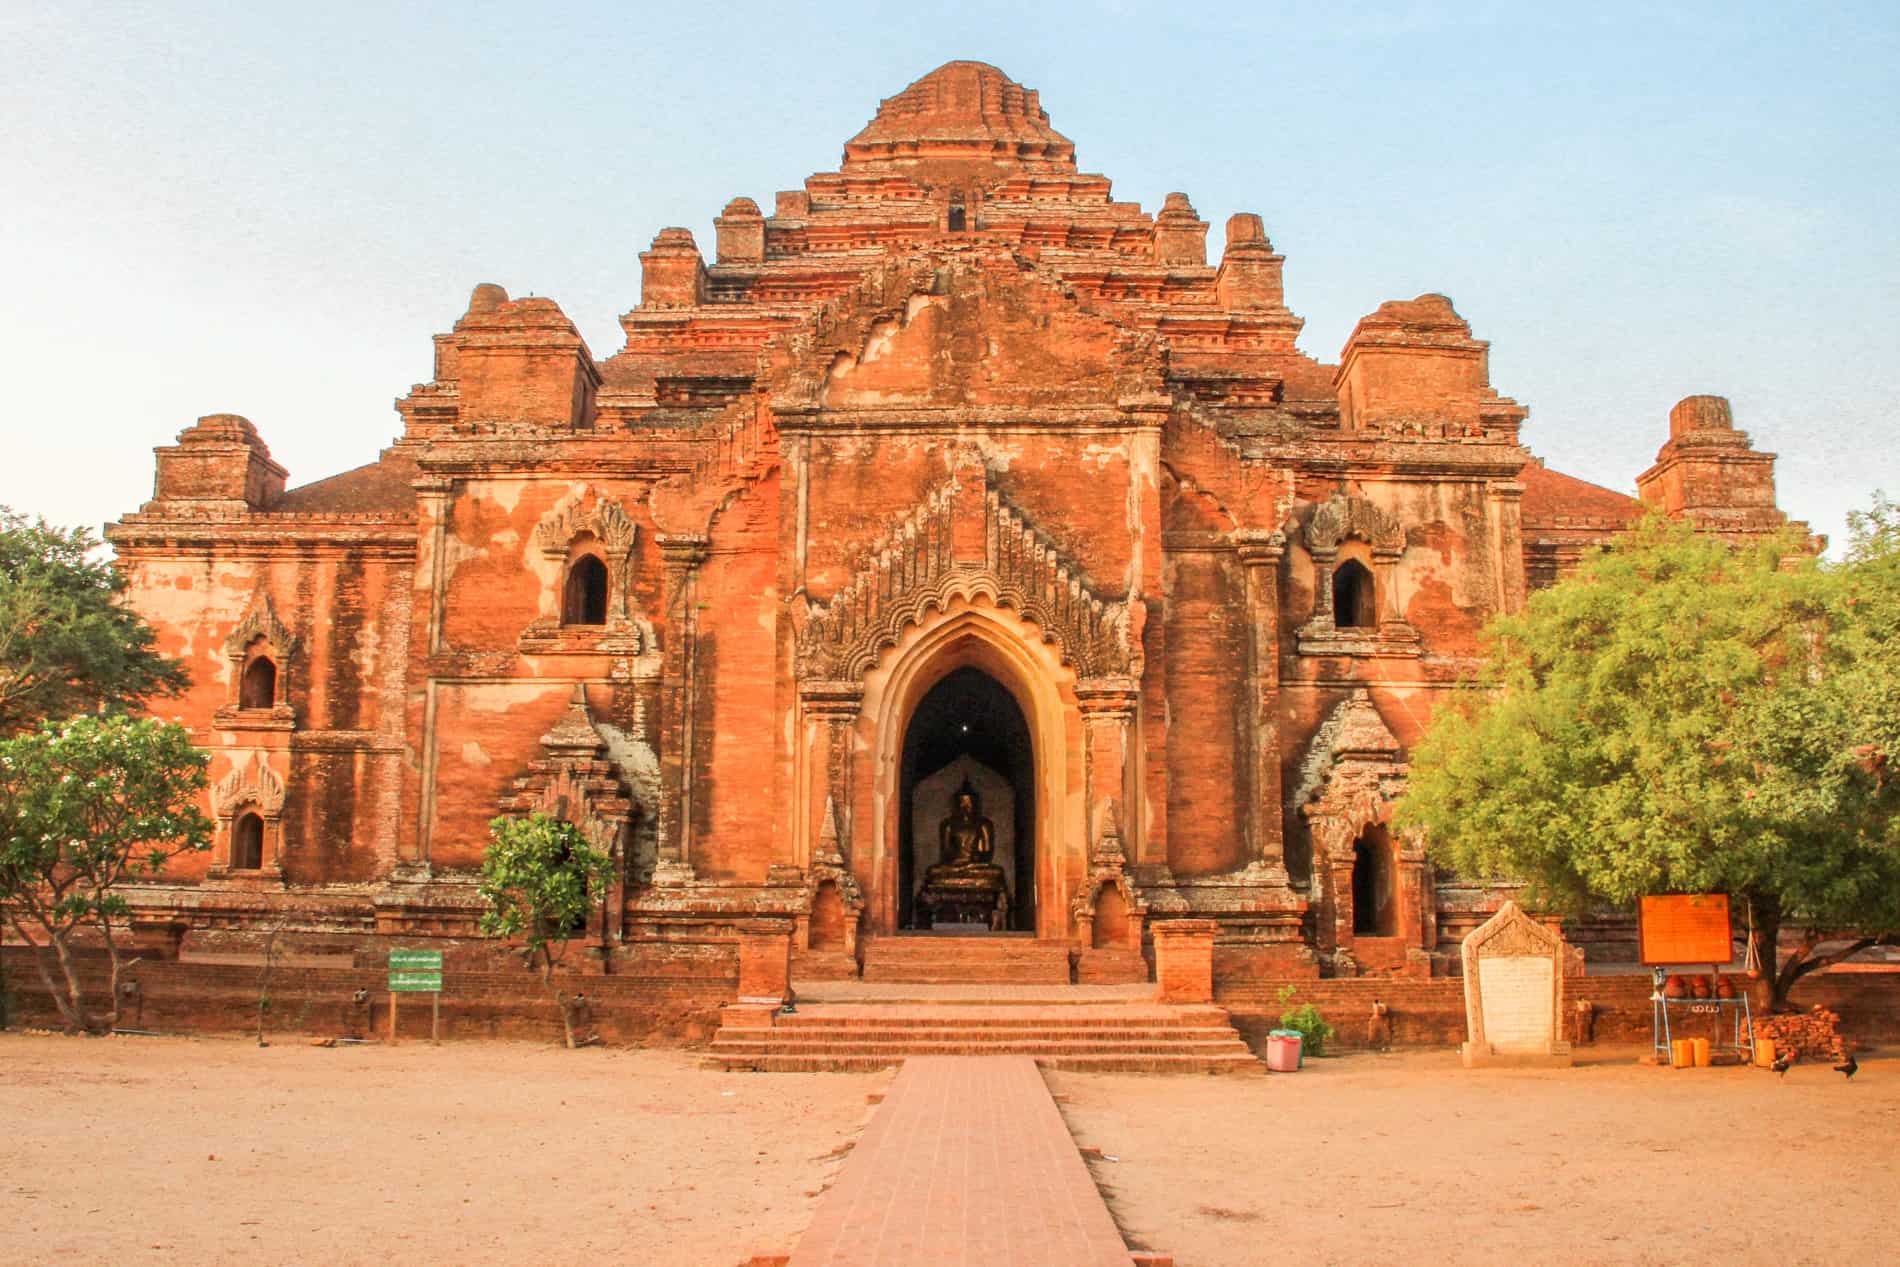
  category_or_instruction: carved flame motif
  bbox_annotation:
[223,591,297,659]
[532,489,638,562]
[213,755,286,817]
[1304,493,1404,555]
[796,473,1137,681]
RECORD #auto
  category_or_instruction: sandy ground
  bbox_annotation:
[7,1036,1898,1267]
[0,1033,889,1267]
[1051,1048,1900,1267]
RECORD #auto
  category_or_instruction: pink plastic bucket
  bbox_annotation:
[1267,1030,1303,1072]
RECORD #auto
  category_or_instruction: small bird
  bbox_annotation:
[1772,1051,1794,1077]
[1834,1052,1859,1080]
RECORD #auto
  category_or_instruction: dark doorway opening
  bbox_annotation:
[239,654,277,709]
[563,555,609,625]
[1333,559,1377,629]
[232,812,265,870]
[1351,823,1397,936]
[898,666,1034,932]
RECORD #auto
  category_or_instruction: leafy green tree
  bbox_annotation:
[478,813,612,1049]
[1396,513,1900,1010]
[0,508,189,736]
[0,716,213,1032]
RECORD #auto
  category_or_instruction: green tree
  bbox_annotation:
[1396,513,1900,1010]
[0,508,189,736]
[0,716,213,1032]
[478,813,612,1049]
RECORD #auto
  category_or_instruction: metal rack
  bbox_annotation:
[1650,966,1754,1064]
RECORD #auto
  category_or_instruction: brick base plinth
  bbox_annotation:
[1152,920,1217,1004]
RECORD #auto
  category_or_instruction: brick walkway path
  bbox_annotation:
[786,1056,1136,1267]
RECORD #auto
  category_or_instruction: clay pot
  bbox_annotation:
[1689,975,1710,1000]
[1664,974,1688,999]
[1713,974,1736,999]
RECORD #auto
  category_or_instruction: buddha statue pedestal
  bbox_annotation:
[917,862,1010,930]
[914,779,1012,931]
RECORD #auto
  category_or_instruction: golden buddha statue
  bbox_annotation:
[917,781,1010,929]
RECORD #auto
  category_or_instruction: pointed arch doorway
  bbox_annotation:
[849,601,1087,941]
[898,666,1036,932]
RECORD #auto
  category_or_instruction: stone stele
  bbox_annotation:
[1460,900,1573,1068]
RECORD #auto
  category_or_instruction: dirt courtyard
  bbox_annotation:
[2,1036,1895,1267]
[1053,1049,1900,1267]
[0,1034,889,1266]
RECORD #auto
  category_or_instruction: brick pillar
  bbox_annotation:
[1488,480,1527,616]
[1075,680,1137,844]
[654,534,708,885]
[799,681,862,870]
[1152,918,1218,1004]
[1233,530,1287,876]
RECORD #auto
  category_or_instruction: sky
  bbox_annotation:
[3,1,1895,552]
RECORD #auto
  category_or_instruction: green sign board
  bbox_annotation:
[388,949,443,993]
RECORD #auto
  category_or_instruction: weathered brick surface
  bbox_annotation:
[94,61,1815,1008]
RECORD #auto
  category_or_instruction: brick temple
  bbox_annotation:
[107,61,1803,989]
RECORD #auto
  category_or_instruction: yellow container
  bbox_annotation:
[1671,1038,1694,1067]
[1754,1037,1776,1068]
[1692,1037,1712,1067]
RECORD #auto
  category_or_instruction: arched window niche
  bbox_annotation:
[1295,493,1421,658]
[522,490,655,655]
[215,593,298,730]
[1351,823,1398,937]
[239,651,278,710]
[231,811,266,871]
[1332,558,1377,629]
[563,552,610,626]
[210,756,287,882]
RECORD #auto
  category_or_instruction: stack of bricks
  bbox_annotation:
[1755,1006,1845,1061]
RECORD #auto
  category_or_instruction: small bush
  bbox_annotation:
[1276,984,1336,1056]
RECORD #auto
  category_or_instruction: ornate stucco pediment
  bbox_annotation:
[1297,689,1409,853]
[795,464,1140,682]
[224,591,297,659]
[1303,493,1404,556]
[213,754,286,818]
[532,487,637,562]
[500,686,638,862]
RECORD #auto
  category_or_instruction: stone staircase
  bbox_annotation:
[707,989,1260,1074]
[859,932,1074,984]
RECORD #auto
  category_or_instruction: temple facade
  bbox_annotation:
[107,62,1801,981]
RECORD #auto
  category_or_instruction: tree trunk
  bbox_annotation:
[1745,891,1784,1010]
[9,914,71,1030]
[47,925,90,1033]
[97,914,128,1035]
[541,948,575,1050]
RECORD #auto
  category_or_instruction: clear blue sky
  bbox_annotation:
[4,2,1895,551]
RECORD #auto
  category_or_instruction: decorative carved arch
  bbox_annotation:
[499,686,640,945]
[1304,493,1404,557]
[796,466,1141,683]
[533,487,641,623]
[217,591,298,726]
[1298,690,1429,972]
[804,797,866,957]
[224,591,299,662]
[210,754,287,877]
[213,755,287,818]
[1296,495,1420,655]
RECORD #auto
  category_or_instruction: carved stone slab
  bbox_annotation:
[1460,900,1572,1068]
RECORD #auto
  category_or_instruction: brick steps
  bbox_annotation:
[773,1008,1232,1029]
[859,934,1072,984]
[715,1052,1259,1075]
[707,997,1259,1074]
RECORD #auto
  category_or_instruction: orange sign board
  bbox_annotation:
[1639,894,1733,966]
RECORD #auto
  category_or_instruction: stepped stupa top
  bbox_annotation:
[842,61,1077,177]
